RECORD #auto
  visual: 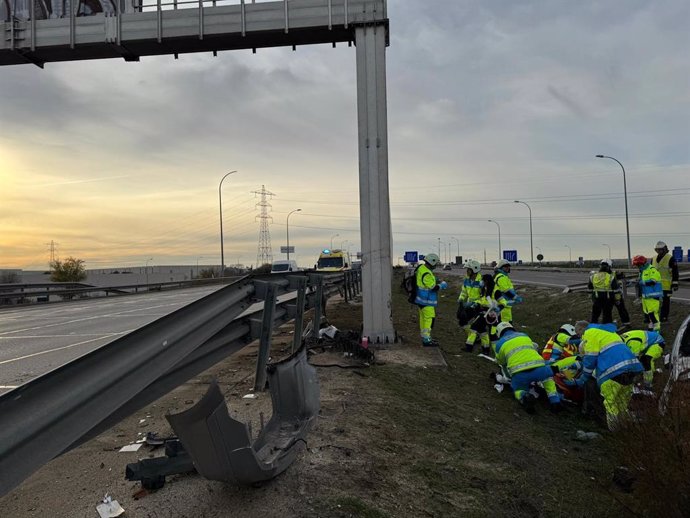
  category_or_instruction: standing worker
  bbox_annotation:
[620,330,665,388]
[633,255,663,331]
[573,321,643,430]
[651,241,680,322]
[492,259,522,324]
[611,267,632,330]
[457,259,488,352]
[493,322,562,413]
[414,253,448,347]
[588,259,618,324]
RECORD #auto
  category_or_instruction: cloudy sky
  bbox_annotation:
[1,0,688,270]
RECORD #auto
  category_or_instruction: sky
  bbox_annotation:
[1,0,689,270]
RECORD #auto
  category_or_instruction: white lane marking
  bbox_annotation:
[0,333,130,339]
[0,385,18,389]
[0,335,116,366]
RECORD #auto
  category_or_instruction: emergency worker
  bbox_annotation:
[620,330,665,387]
[633,255,663,331]
[542,324,580,363]
[588,259,618,324]
[611,268,631,329]
[574,321,643,430]
[493,322,562,414]
[415,253,448,347]
[652,241,680,322]
[492,260,522,324]
[457,259,489,352]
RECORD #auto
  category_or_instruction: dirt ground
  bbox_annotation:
[1,274,688,518]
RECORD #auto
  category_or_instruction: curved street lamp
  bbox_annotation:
[145,257,153,285]
[450,236,460,262]
[196,256,204,277]
[602,243,611,261]
[330,233,339,250]
[596,155,631,268]
[488,220,501,260]
[564,244,572,264]
[286,208,301,261]
[514,200,533,265]
[218,170,237,276]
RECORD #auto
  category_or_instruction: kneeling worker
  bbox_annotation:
[493,322,562,414]
[573,321,643,430]
[620,330,665,387]
[414,253,448,347]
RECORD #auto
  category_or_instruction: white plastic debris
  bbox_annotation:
[495,374,510,384]
[575,430,602,441]
[118,443,143,452]
[96,495,125,518]
[318,325,338,339]
[242,393,258,399]
[493,384,504,393]
[477,353,496,363]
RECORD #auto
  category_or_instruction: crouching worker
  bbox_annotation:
[620,330,665,388]
[493,322,562,414]
[573,321,644,430]
[415,253,448,347]
[457,259,493,354]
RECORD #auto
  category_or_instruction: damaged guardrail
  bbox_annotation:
[0,270,361,496]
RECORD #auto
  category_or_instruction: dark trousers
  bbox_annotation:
[614,296,631,324]
[661,291,672,321]
[592,296,613,324]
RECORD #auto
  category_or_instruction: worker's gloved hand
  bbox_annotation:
[614,293,622,302]
[439,281,448,290]
[514,295,524,304]
[672,282,679,292]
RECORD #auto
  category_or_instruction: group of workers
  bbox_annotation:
[410,240,680,430]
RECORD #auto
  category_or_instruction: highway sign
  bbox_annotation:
[536,253,544,261]
[280,246,295,253]
[502,250,518,262]
[673,246,683,262]
[404,251,419,263]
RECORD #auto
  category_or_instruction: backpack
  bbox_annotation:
[482,273,495,297]
[403,266,420,303]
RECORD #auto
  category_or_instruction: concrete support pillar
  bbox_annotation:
[355,19,394,343]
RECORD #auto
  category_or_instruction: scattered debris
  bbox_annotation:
[478,353,496,363]
[318,325,339,339]
[132,487,149,500]
[96,495,125,518]
[493,384,504,393]
[242,393,258,399]
[119,443,143,453]
[574,430,602,442]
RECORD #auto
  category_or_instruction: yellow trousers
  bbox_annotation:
[419,305,436,341]
[642,298,660,331]
[600,379,633,430]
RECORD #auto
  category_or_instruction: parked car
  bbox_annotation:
[443,264,452,271]
[659,314,690,413]
[270,260,300,273]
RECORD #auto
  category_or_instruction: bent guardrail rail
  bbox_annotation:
[0,270,361,496]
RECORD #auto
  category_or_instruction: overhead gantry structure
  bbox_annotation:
[1,0,395,342]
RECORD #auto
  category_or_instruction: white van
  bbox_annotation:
[270,260,300,273]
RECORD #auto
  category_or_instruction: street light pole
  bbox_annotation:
[596,155,632,268]
[330,233,339,250]
[488,220,501,260]
[602,243,611,261]
[218,170,237,277]
[196,256,203,277]
[514,200,533,265]
[145,257,153,285]
[451,236,460,262]
[286,208,302,261]
[564,245,572,264]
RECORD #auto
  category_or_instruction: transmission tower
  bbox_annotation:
[45,240,59,265]
[252,185,275,267]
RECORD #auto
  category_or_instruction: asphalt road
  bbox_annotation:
[0,286,223,396]
[442,267,690,303]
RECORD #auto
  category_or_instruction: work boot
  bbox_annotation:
[422,339,440,348]
[464,343,474,352]
[521,393,537,414]
[480,347,492,357]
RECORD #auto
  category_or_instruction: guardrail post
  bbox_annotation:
[292,277,307,354]
[254,283,277,392]
[343,271,350,303]
[312,276,324,334]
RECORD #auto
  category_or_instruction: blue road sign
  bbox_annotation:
[404,251,419,263]
[502,250,518,262]
[672,246,683,262]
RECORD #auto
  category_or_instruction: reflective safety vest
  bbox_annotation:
[639,265,663,300]
[493,271,516,308]
[652,253,672,291]
[415,264,438,307]
[621,330,665,360]
[542,332,578,361]
[590,271,614,295]
[494,331,544,376]
[458,272,484,304]
[580,324,643,385]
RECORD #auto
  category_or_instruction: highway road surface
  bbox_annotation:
[0,286,222,396]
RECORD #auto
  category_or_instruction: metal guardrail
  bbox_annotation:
[0,269,362,496]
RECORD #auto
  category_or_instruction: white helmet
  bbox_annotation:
[424,253,440,267]
[655,241,667,250]
[496,322,514,337]
[496,259,511,269]
[465,259,481,274]
[559,324,576,336]
[600,258,612,267]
